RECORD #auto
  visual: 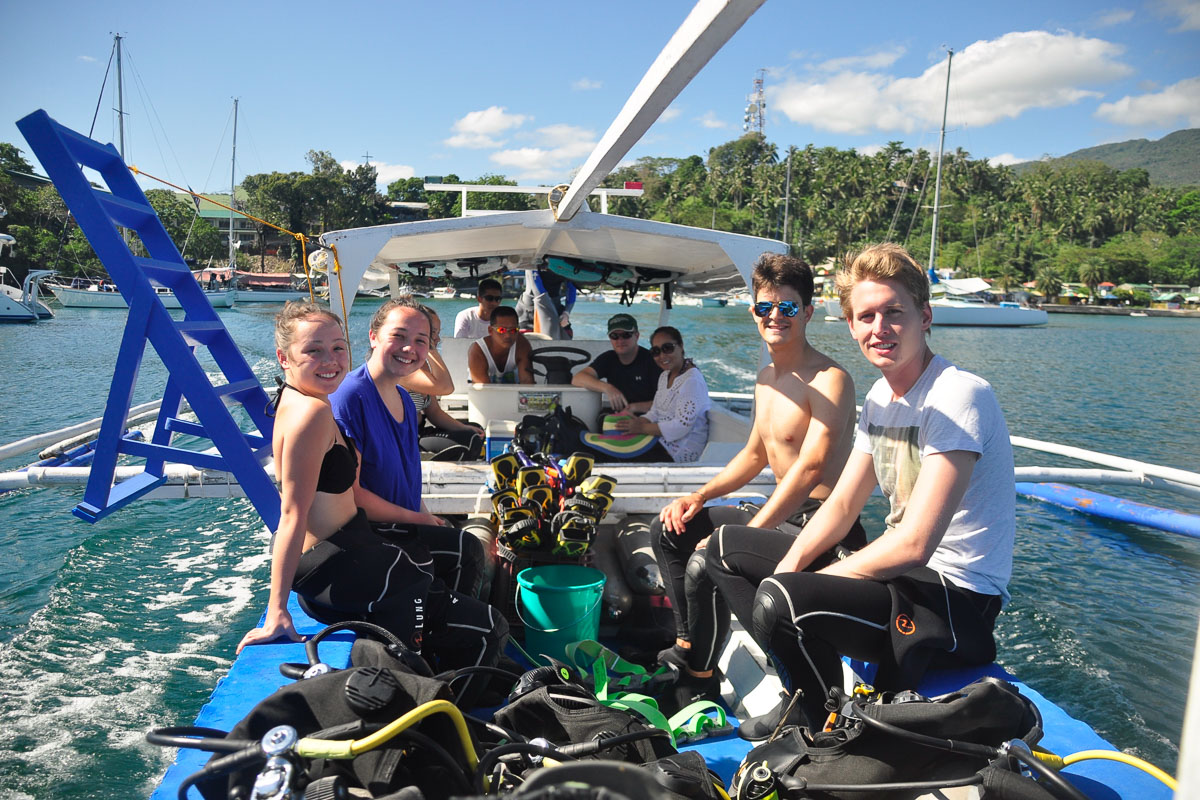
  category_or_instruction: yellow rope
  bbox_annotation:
[127,165,321,303]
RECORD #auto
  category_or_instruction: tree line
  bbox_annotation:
[3,134,1197,296]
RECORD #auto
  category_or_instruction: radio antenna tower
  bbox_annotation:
[743,68,766,135]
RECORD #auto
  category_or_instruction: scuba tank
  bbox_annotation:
[590,524,634,623]
[461,516,498,601]
[614,515,664,595]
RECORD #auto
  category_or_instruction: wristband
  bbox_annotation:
[693,489,708,502]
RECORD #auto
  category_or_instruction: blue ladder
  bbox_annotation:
[17,110,281,530]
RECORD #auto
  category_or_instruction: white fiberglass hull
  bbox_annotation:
[232,289,310,304]
[823,297,1048,327]
[51,286,235,309]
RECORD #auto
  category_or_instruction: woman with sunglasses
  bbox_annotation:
[614,326,711,463]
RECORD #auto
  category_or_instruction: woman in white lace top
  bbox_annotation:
[615,326,711,462]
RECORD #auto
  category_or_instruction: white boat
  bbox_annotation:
[50,283,236,309]
[0,264,56,322]
[232,287,311,304]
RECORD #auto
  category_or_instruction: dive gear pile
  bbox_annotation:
[490,444,615,559]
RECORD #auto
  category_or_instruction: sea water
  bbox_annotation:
[0,300,1197,798]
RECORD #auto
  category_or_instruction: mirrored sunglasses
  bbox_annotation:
[608,330,635,340]
[649,342,678,358]
[753,300,801,318]
[491,325,517,334]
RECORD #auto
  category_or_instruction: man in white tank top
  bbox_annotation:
[467,305,534,384]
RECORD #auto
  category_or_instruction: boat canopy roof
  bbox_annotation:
[939,277,992,295]
[320,208,786,316]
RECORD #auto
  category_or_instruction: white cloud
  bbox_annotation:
[856,144,884,157]
[1096,8,1135,26]
[659,107,682,123]
[78,55,97,62]
[818,47,906,72]
[1160,0,1200,31]
[572,78,603,91]
[444,106,529,149]
[698,111,730,129]
[770,30,1132,135]
[1095,75,1200,126]
[988,153,1027,166]
[490,124,597,181]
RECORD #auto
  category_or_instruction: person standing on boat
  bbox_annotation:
[236,301,506,708]
[651,254,865,711]
[571,313,661,414]
[454,278,503,339]
[467,305,534,384]
[329,297,508,705]
[715,243,1014,739]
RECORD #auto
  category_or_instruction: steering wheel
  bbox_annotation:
[530,346,592,384]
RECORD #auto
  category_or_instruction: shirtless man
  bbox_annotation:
[467,305,534,384]
[650,253,866,711]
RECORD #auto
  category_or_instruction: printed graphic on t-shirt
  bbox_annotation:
[867,422,921,530]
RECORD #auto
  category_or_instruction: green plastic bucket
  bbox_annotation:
[516,565,606,664]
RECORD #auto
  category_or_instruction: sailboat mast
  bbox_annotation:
[928,49,953,275]
[114,34,126,159]
[229,98,238,271]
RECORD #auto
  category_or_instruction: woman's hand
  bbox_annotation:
[613,414,647,434]
[236,608,304,654]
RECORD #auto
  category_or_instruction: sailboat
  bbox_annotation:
[825,50,1047,326]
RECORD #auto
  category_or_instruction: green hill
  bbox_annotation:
[1013,129,1200,187]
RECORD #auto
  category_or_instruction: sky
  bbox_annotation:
[3,0,1198,195]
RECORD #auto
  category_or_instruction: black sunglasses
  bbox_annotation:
[481,294,502,303]
[753,300,801,318]
[650,342,678,358]
[608,330,635,340]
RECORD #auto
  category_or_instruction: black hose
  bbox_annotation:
[305,620,407,666]
[1006,747,1091,800]
[436,664,525,688]
[474,742,575,795]
[556,727,670,757]
[781,773,982,794]
[464,713,527,744]
[851,699,1000,759]
[175,745,266,800]
[393,729,475,796]
[145,726,254,753]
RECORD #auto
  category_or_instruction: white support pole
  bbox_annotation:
[554,0,765,221]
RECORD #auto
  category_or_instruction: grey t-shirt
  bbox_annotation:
[854,355,1015,603]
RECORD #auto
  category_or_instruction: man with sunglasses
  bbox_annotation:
[454,278,503,339]
[570,313,662,413]
[650,253,865,715]
[467,305,534,384]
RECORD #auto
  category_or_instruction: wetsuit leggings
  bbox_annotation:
[650,500,866,673]
[707,524,998,727]
[294,511,507,709]
[371,519,486,599]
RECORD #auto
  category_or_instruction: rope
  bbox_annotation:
[126,165,321,303]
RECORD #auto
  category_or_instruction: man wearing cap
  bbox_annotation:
[571,313,661,413]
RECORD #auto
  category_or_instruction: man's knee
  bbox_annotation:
[683,548,709,594]
[751,583,784,645]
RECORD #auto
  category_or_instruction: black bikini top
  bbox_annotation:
[316,437,358,494]
[268,379,358,493]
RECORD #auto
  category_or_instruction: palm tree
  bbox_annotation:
[1035,265,1063,303]
[1078,261,1105,303]
[994,265,1019,296]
